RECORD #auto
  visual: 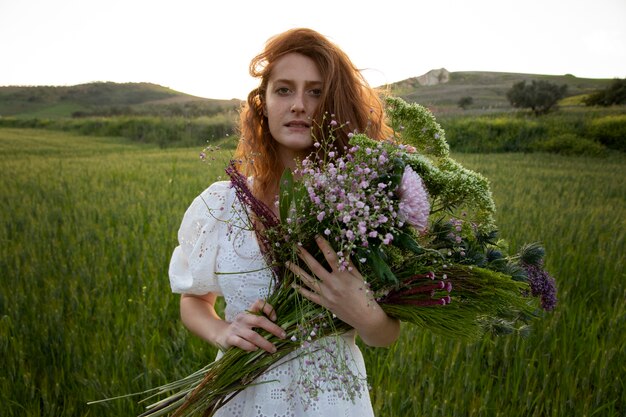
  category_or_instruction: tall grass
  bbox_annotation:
[1,128,624,416]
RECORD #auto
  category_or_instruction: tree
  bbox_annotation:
[584,78,626,106]
[506,80,567,116]
[457,96,473,110]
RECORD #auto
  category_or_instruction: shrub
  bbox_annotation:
[584,78,626,106]
[506,80,568,116]
[458,96,473,110]
[0,115,237,148]
[586,115,626,152]
[442,117,545,152]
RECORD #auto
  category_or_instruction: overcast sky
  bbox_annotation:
[1,0,625,100]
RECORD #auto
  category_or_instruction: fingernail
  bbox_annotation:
[281,331,287,338]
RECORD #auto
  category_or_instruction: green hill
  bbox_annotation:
[0,72,619,120]
[385,69,615,115]
[0,82,241,118]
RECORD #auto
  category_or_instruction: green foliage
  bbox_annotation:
[385,96,449,157]
[440,108,626,155]
[443,116,547,152]
[506,80,568,116]
[586,115,626,152]
[0,114,237,148]
[584,78,626,106]
[384,97,495,228]
[71,100,239,119]
[1,129,625,416]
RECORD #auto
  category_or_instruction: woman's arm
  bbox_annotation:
[287,236,401,347]
[180,293,287,353]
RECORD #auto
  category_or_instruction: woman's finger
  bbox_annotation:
[314,235,340,270]
[239,327,278,353]
[293,283,323,307]
[245,313,287,340]
[296,241,334,280]
[249,299,277,322]
[286,261,322,291]
[226,334,258,352]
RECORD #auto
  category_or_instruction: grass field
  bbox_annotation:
[1,128,624,416]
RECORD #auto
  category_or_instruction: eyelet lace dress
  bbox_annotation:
[169,181,375,417]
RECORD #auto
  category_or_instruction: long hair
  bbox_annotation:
[235,28,391,201]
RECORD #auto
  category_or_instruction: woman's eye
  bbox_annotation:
[276,87,291,95]
[309,88,322,97]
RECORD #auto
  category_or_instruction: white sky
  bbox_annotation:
[1,0,625,100]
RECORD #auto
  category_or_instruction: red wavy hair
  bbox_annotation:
[235,28,391,201]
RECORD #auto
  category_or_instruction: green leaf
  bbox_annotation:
[394,231,425,255]
[278,168,294,223]
[293,180,308,216]
[362,246,399,286]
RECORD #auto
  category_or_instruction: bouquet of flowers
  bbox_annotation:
[133,97,556,416]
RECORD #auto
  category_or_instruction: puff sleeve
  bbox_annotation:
[168,181,235,295]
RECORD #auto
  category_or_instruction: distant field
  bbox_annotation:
[1,128,624,416]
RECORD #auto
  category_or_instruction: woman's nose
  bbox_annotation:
[290,94,305,113]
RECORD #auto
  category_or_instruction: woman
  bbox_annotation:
[169,28,400,416]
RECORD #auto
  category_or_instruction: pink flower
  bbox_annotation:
[397,166,430,231]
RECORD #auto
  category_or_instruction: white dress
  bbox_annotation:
[169,181,375,417]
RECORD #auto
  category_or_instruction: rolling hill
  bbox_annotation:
[0,82,241,118]
[384,68,614,115]
[0,71,617,119]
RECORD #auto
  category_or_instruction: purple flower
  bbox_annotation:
[525,263,558,311]
[397,166,430,231]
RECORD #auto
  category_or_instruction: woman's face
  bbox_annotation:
[265,53,322,165]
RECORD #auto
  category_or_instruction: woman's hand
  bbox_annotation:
[215,299,287,353]
[286,236,400,347]
[180,294,286,354]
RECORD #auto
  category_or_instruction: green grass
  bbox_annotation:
[1,129,624,416]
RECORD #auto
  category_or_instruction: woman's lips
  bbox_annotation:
[285,120,311,128]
